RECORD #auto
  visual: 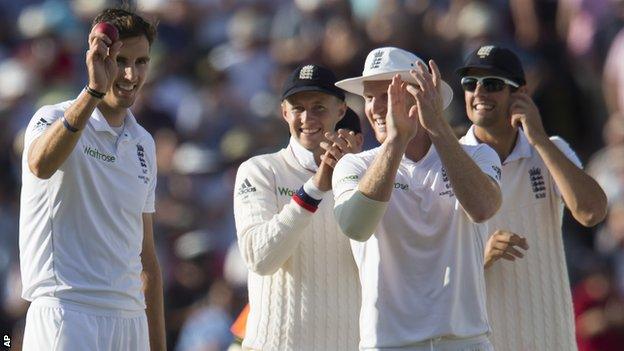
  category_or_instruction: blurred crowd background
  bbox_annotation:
[1,0,624,350]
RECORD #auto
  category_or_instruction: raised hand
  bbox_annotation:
[86,26,123,94]
[510,93,548,146]
[406,60,444,135]
[327,129,363,154]
[484,230,529,268]
[386,74,419,144]
[313,130,362,191]
[313,150,335,192]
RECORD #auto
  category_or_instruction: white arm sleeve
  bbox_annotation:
[233,158,314,275]
[334,190,388,242]
[332,154,388,242]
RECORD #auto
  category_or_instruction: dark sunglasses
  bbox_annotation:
[460,76,519,92]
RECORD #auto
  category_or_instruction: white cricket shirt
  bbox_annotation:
[460,126,580,351]
[19,100,157,311]
[332,143,501,349]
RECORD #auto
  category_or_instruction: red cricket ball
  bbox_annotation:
[93,22,119,44]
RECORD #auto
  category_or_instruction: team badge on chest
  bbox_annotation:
[438,167,455,197]
[529,167,546,199]
[136,144,150,184]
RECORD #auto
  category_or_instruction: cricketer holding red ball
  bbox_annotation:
[19,8,165,351]
[94,22,120,43]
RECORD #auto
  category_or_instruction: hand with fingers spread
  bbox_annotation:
[510,93,548,146]
[406,60,445,135]
[484,230,529,269]
[328,129,363,154]
[314,129,362,191]
[86,25,123,94]
[385,75,419,144]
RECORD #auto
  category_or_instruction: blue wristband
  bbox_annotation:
[61,116,80,133]
[292,186,322,213]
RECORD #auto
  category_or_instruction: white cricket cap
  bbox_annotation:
[335,47,453,109]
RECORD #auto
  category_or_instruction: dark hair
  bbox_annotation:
[92,8,157,46]
[335,108,362,134]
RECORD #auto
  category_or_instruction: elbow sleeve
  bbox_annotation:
[334,190,388,242]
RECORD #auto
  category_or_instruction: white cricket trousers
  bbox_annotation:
[22,297,149,351]
[365,334,493,351]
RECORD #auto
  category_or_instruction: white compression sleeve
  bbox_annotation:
[334,190,388,242]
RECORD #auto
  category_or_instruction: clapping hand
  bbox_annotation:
[314,129,362,191]
[406,60,444,135]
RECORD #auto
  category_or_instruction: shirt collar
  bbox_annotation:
[461,125,480,146]
[401,143,435,166]
[89,107,142,141]
[464,125,532,164]
[289,136,318,172]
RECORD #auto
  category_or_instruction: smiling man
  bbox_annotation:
[233,64,362,350]
[457,45,607,350]
[19,8,165,351]
[332,47,502,350]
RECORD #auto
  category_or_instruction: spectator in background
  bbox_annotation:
[270,0,326,65]
[595,198,624,297]
[457,45,607,351]
[574,260,624,351]
[165,229,219,350]
[233,64,362,350]
[587,113,624,202]
[603,27,624,115]
[175,280,235,351]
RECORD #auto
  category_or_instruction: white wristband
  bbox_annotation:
[303,178,326,200]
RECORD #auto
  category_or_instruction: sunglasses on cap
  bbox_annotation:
[460,76,520,92]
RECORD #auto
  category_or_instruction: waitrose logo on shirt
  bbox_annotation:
[84,146,116,163]
[277,186,296,196]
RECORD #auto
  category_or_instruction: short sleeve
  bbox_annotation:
[466,143,502,186]
[24,105,64,153]
[142,137,157,213]
[332,153,368,201]
[549,136,582,197]
[549,136,582,168]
